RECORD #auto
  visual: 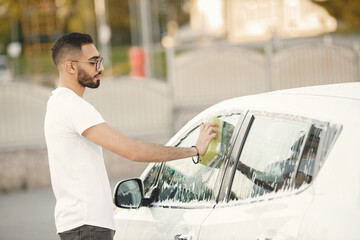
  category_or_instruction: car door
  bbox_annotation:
[199,112,336,240]
[121,112,243,240]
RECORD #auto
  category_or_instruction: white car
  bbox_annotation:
[113,82,360,240]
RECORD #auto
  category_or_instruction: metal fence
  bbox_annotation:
[0,77,172,151]
[0,82,51,150]
[84,77,172,139]
[1,39,360,150]
[271,43,359,90]
[167,39,360,129]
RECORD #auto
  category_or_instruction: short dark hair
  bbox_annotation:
[51,32,93,66]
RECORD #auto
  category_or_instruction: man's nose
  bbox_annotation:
[98,61,104,72]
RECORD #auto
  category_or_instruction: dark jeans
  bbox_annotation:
[58,225,115,240]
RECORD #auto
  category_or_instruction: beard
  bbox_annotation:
[77,67,101,89]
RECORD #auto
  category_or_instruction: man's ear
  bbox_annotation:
[64,61,76,74]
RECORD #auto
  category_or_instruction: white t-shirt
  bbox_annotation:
[44,87,115,233]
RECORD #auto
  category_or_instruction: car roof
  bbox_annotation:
[270,82,360,100]
[169,82,360,147]
[196,82,360,127]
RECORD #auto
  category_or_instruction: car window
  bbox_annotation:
[155,113,241,204]
[294,126,322,188]
[142,163,162,197]
[229,115,326,201]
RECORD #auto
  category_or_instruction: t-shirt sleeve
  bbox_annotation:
[68,98,105,135]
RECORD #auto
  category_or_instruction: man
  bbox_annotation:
[44,32,217,240]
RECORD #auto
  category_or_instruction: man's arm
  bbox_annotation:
[82,122,218,162]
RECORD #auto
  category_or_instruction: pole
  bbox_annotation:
[94,0,112,75]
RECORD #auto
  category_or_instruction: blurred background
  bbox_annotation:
[0,0,359,239]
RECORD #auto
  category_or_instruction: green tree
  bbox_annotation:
[108,0,131,45]
[0,0,21,53]
[312,0,360,32]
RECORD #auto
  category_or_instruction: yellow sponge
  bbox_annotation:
[200,118,235,167]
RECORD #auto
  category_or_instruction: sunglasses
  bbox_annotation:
[72,57,104,71]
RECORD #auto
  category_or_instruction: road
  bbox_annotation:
[0,178,132,240]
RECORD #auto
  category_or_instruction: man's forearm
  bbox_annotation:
[83,122,217,163]
[128,141,197,162]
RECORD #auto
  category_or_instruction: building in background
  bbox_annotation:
[175,0,336,44]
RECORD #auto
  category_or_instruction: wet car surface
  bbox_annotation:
[113,82,360,240]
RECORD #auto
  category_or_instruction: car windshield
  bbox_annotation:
[149,113,241,205]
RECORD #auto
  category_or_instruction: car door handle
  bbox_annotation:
[175,234,192,240]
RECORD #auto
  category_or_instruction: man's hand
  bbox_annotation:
[195,122,219,156]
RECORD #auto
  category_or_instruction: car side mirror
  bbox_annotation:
[113,178,144,209]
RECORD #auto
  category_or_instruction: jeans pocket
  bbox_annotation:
[58,226,82,240]
[94,227,115,240]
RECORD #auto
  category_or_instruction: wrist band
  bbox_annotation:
[191,145,200,164]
